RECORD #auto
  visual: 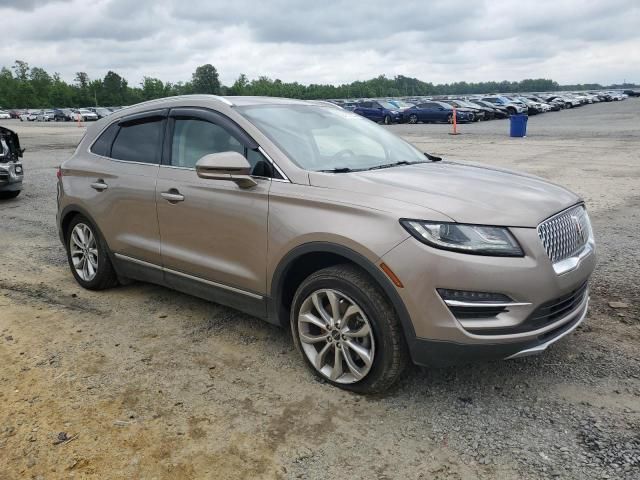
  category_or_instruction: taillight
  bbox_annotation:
[56,167,62,179]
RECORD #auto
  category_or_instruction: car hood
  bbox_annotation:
[308,161,580,227]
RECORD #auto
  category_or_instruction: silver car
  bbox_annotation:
[57,95,596,393]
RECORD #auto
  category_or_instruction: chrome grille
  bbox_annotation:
[538,205,591,263]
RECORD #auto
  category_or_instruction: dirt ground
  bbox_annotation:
[1,99,639,479]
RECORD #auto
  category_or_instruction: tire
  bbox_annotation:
[447,114,453,123]
[408,114,418,124]
[0,190,20,199]
[65,214,118,290]
[383,115,391,125]
[290,264,408,393]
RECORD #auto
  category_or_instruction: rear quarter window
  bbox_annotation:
[90,123,119,157]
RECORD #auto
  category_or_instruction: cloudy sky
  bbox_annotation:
[0,0,638,86]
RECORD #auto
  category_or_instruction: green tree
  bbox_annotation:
[102,71,127,106]
[190,64,221,94]
[229,73,249,95]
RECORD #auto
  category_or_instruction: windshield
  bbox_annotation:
[238,104,426,171]
[390,100,413,109]
[378,101,397,110]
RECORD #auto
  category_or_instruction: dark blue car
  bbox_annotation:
[352,100,403,124]
[403,101,473,124]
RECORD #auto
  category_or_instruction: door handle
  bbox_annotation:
[161,190,185,203]
[90,180,108,191]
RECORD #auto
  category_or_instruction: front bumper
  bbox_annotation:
[381,224,596,366]
[0,164,23,191]
[409,295,588,366]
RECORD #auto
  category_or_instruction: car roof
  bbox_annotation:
[114,95,316,112]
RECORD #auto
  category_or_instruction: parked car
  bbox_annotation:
[352,100,403,124]
[606,91,625,101]
[19,110,39,121]
[37,110,55,121]
[56,96,596,392]
[403,101,474,124]
[0,125,24,199]
[468,99,509,118]
[53,108,74,121]
[623,90,640,97]
[0,110,11,119]
[89,107,113,119]
[481,96,526,115]
[8,110,25,119]
[526,96,560,112]
[74,109,99,121]
[443,99,489,121]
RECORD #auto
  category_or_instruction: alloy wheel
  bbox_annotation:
[69,223,98,282]
[297,289,375,384]
[408,114,418,124]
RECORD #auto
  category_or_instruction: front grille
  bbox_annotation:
[467,282,588,335]
[538,205,591,263]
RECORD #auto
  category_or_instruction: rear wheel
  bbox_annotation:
[65,215,118,290]
[291,264,408,393]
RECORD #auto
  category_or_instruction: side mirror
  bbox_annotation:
[195,151,258,188]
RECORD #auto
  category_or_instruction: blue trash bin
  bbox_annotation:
[509,114,528,137]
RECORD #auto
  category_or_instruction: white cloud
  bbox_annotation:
[0,0,638,86]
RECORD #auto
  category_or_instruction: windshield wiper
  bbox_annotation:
[366,160,429,171]
[317,167,361,173]
[424,152,442,162]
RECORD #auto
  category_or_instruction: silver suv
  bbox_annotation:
[57,95,596,393]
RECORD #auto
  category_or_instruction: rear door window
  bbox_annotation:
[111,118,164,164]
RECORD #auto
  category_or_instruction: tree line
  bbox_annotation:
[0,60,635,109]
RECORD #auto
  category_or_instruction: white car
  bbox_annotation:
[0,110,11,119]
[74,109,99,121]
[19,110,39,121]
[37,110,55,122]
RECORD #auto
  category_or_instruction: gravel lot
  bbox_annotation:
[1,100,639,479]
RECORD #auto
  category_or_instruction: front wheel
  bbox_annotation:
[383,115,391,125]
[408,114,418,124]
[291,264,408,393]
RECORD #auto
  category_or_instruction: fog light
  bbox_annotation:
[437,289,512,304]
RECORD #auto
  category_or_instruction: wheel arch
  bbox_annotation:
[58,205,111,254]
[269,242,417,347]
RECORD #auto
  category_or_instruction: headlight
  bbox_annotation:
[400,220,524,256]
